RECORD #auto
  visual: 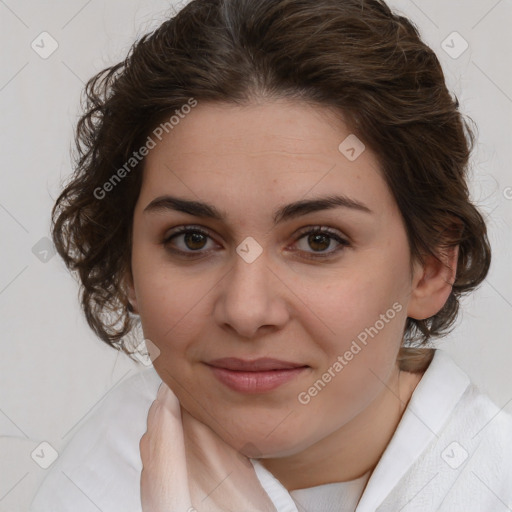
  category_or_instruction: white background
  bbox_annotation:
[0,0,511,510]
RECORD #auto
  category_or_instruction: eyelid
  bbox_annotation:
[163,224,348,241]
[162,224,350,258]
[292,224,348,241]
[287,225,350,259]
[163,224,212,240]
[162,225,220,256]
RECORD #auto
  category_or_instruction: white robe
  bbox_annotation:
[29,350,512,511]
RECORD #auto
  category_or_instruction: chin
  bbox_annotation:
[221,425,313,459]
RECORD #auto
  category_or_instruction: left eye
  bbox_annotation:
[163,226,349,259]
[292,227,349,258]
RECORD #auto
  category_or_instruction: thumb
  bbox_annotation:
[140,382,193,511]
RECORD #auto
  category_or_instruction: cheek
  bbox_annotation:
[306,252,410,388]
[132,256,212,354]
[317,266,407,346]
[290,283,406,447]
[133,265,210,403]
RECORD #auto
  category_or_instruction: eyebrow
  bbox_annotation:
[143,194,372,225]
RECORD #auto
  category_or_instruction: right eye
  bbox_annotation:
[162,226,220,257]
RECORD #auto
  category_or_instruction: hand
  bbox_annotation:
[140,381,277,512]
[140,381,193,512]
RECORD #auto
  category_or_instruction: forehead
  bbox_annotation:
[138,99,396,220]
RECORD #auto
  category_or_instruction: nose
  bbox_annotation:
[213,247,290,339]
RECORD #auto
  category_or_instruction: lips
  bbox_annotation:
[205,357,309,393]
[207,357,307,371]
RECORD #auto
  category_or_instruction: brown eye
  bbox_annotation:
[307,233,331,252]
[183,232,208,250]
[163,226,217,255]
[293,226,350,259]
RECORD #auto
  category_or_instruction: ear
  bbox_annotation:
[407,245,459,320]
[123,268,139,315]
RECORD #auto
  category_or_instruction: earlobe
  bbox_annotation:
[407,245,459,321]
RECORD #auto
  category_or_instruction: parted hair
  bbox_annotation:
[52,0,491,371]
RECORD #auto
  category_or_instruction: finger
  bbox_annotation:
[140,384,193,511]
[155,381,181,412]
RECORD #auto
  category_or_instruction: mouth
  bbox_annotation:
[205,357,310,393]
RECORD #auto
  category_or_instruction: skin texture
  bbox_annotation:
[140,382,278,511]
[130,99,458,496]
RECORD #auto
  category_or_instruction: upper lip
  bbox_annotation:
[206,357,308,371]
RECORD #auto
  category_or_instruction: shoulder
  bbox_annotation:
[451,375,512,477]
[382,350,512,511]
[29,367,162,512]
[410,349,512,437]
[432,371,512,509]
[419,349,512,474]
[429,351,512,453]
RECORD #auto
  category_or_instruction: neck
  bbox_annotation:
[260,366,423,490]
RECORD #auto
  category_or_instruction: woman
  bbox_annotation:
[29,0,512,510]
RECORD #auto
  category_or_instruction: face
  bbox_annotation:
[128,99,419,457]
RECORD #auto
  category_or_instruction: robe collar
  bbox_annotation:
[250,350,471,511]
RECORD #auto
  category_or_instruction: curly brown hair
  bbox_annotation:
[52,0,491,371]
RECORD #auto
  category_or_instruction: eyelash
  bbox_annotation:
[162,225,350,260]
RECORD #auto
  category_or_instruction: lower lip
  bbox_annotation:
[207,365,308,393]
